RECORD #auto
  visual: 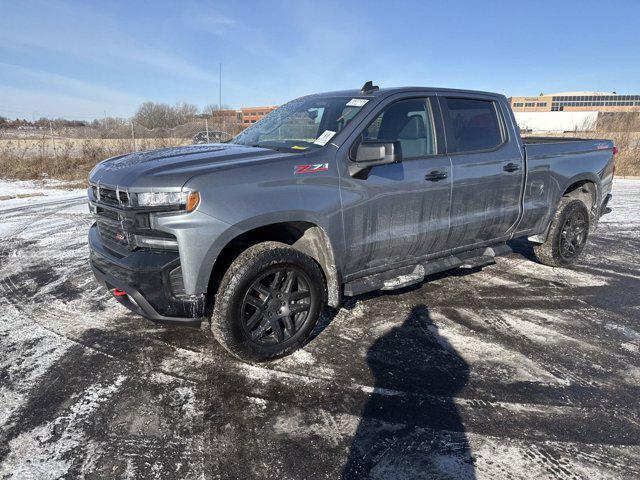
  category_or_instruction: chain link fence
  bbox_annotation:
[2,111,639,180]
[0,118,239,156]
[0,118,244,181]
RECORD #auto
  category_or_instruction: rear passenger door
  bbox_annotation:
[440,96,524,248]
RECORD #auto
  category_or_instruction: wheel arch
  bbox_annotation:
[205,217,341,309]
[529,175,600,244]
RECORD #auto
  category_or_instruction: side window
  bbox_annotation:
[363,98,436,159]
[443,98,504,153]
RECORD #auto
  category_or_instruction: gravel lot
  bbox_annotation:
[1,179,639,479]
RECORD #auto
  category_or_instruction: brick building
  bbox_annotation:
[240,106,278,125]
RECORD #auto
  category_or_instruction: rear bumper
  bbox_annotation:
[89,224,205,326]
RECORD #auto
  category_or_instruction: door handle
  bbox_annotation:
[503,162,520,172]
[425,170,448,181]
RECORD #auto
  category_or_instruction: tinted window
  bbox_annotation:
[363,98,435,159]
[444,98,503,153]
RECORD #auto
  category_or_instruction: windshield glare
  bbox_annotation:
[231,96,367,151]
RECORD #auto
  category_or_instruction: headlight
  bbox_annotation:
[135,191,200,212]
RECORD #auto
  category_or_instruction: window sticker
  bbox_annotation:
[346,98,369,107]
[313,130,336,146]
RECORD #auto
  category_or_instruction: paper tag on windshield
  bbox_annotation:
[346,98,369,107]
[313,130,336,146]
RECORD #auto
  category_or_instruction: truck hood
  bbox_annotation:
[89,143,294,189]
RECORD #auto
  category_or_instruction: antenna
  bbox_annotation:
[360,80,379,94]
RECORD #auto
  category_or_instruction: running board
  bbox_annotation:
[344,243,511,297]
[460,255,496,269]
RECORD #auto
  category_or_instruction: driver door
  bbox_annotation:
[339,96,452,276]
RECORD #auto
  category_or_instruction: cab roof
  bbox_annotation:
[305,86,505,100]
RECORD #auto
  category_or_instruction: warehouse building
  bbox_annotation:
[510,92,640,113]
[514,111,598,133]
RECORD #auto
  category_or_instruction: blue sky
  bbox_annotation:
[1,0,639,120]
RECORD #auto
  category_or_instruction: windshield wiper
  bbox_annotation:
[249,143,283,152]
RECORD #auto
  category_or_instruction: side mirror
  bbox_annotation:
[349,140,401,178]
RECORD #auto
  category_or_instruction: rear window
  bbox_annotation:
[443,98,504,153]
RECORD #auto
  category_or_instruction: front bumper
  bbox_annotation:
[89,224,205,326]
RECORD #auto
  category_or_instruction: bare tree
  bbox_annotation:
[202,104,232,116]
[174,102,198,125]
[133,102,198,129]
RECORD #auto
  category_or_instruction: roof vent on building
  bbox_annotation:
[361,81,379,94]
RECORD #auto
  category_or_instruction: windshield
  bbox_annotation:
[231,96,369,152]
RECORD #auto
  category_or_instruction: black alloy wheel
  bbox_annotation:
[558,207,588,261]
[241,267,312,345]
[211,241,326,362]
[533,198,591,267]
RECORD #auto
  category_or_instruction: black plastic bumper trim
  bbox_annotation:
[91,263,203,327]
[601,193,612,215]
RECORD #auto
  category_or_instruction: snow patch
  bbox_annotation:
[0,375,127,479]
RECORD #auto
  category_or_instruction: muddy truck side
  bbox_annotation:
[88,83,615,361]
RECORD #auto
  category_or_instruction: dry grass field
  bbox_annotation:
[1,128,639,183]
[0,137,193,182]
[523,130,640,177]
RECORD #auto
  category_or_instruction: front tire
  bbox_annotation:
[211,241,326,362]
[533,198,590,267]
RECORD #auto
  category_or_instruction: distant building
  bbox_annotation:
[199,109,242,123]
[240,106,278,125]
[514,111,599,133]
[510,91,640,113]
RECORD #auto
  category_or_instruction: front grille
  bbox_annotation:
[97,218,131,253]
[96,206,118,221]
[95,186,129,207]
[99,187,119,205]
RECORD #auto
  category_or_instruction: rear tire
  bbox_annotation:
[211,241,326,362]
[533,198,590,267]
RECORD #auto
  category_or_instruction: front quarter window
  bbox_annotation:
[231,96,368,152]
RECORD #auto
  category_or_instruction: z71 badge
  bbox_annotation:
[294,163,329,174]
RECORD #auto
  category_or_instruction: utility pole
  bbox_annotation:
[219,62,222,138]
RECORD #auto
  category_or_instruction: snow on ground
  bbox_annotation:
[0,178,85,212]
[0,178,639,479]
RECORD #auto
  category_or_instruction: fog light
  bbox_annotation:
[134,235,178,250]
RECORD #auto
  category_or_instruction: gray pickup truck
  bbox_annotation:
[88,82,615,361]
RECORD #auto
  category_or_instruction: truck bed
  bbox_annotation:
[522,137,613,159]
[522,136,592,144]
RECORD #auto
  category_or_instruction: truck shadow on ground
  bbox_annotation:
[507,238,539,262]
[309,266,484,344]
[341,304,476,479]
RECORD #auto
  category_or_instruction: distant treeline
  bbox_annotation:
[0,101,235,131]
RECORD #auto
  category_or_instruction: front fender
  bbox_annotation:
[154,210,242,296]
